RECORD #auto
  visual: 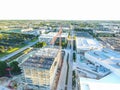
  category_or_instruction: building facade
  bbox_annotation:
[19,47,61,90]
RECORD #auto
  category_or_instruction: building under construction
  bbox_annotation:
[19,46,61,90]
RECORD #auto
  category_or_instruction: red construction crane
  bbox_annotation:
[50,26,62,48]
[50,26,63,90]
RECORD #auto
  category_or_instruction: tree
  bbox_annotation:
[42,42,47,47]
[0,34,3,40]
[10,61,21,74]
[0,61,7,76]
[8,46,13,51]
[0,46,5,53]
[34,42,47,48]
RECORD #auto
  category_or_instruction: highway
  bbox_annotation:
[0,40,39,61]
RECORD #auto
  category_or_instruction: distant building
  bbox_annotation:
[19,47,61,90]
[76,37,102,53]
[93,29,116,37]
[93,29,116,34]
[56,26,70,31]
[99,23,120,34]
[21,28,40,36]
[85,48,120,77]
[39,29,46,34]
[39,32,68,44]
[21,28,33,32]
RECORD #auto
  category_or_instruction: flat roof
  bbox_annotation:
[94,30,116,34]
[80,73,120,90]
[39,32,68,38]
[85,48,120,77]
[86,48,120,60]
[0,86,10,90]
[76,37,102,50]
[20,47,59,70]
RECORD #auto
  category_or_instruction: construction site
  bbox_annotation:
[18,27,64,90]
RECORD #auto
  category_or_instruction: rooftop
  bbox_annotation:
[39,32,68,38]
[80,73,120,90]
[19,47,59,70]
[86,48,120,60]
[76,54,110,79]
[85,48,120,77]
[76,37,102,50]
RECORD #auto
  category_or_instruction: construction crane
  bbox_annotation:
[50,26,62,49]
[50,26,63,90]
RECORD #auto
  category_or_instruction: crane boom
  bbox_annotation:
[50,27,62,45]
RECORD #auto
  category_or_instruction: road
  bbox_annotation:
[67,29,74,90]
[0,40,39,61]
[57,29,74,90]
[57,50,68,90]
[56,48,73,90]
[67,49,73,90]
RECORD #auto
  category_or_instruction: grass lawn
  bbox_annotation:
[0,53,7,57]
[0,47,19,58]
[31,38,38,42]
[23,48,32,54]
[0,39,37,59]
[6,48,33,63]
[7,48,19,53]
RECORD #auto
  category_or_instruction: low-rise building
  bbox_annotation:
[85,48,120,77]
[80,73,120,90]
[21,28,40,36]
[76,37,102,53]
[39,32,68,44]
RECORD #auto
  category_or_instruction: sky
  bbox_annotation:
[0,0,120,20]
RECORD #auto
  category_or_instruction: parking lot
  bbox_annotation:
[75,32,93,38]
[99,37,120,52]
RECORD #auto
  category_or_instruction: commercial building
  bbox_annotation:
[80,73,120,90]
[21,28,40,36]
[76,54,110,79]
[39,32,68,44]
[101,23,120,30]
[76,37,102,53]
[19,47,61,90]
[93,29,116,34]
[85,48,120,77]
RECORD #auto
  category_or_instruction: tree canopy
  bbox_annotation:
[34,42,47,48]
[10,61,21,74]
[0,61,7,76]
